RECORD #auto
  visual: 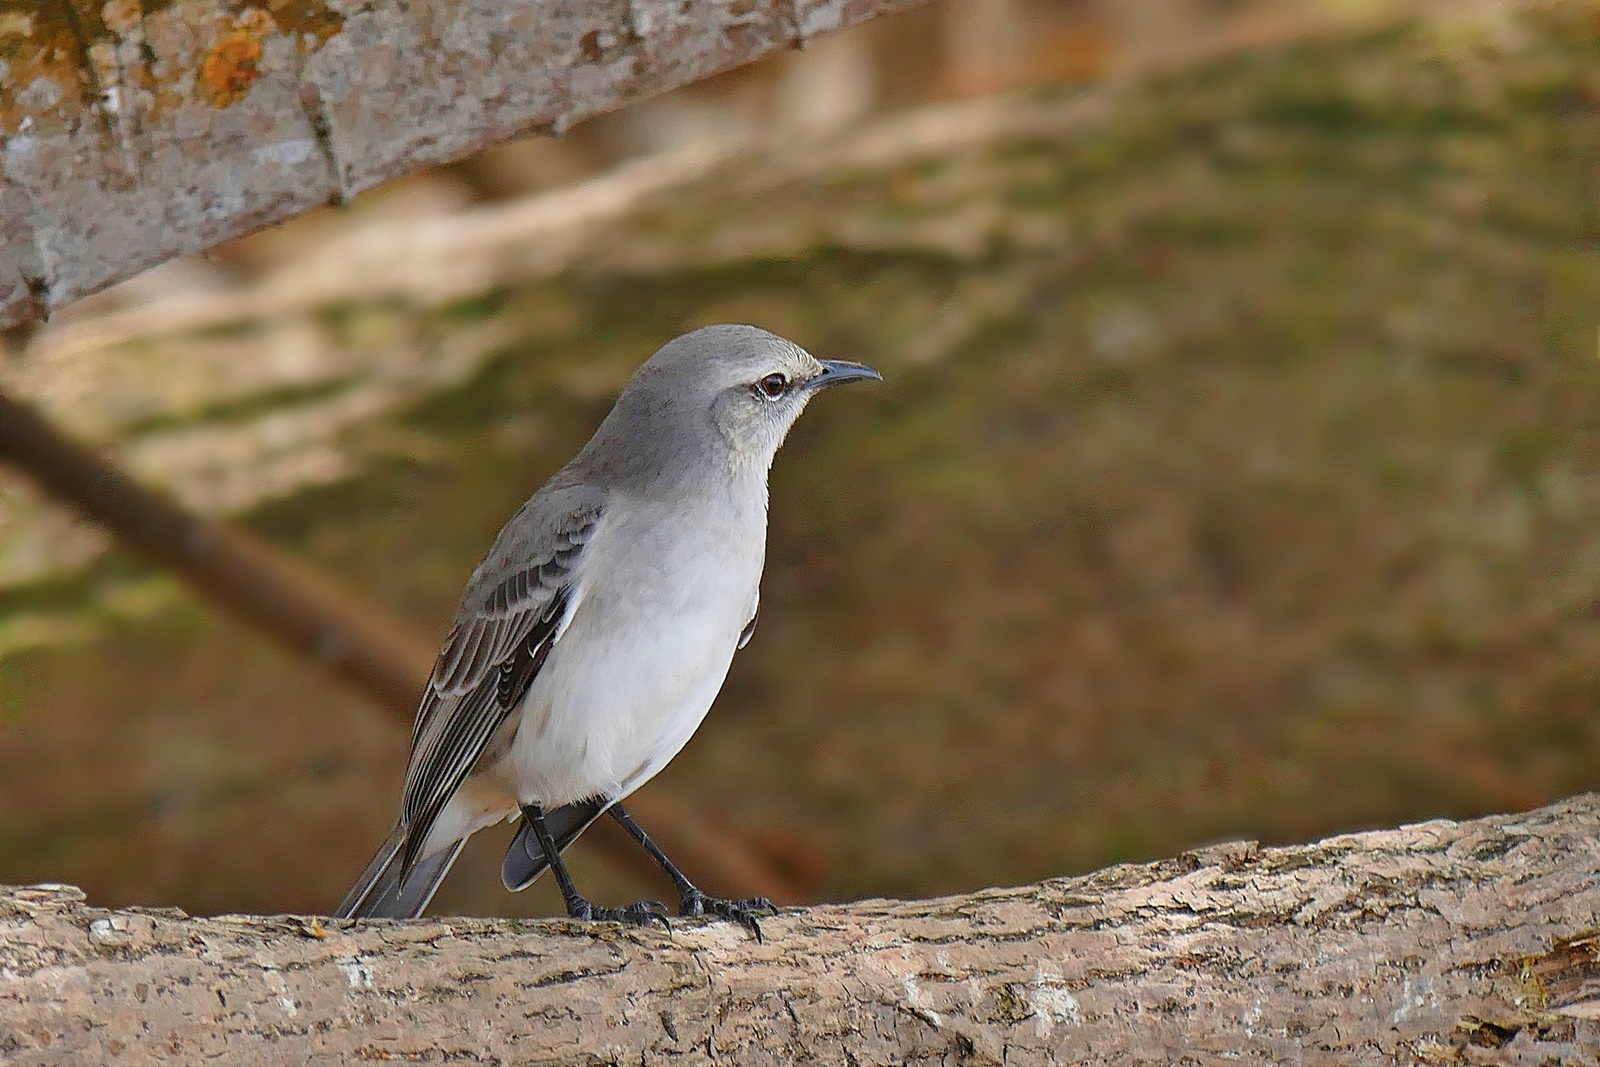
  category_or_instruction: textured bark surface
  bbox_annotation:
[0,0,927,329]
[3,796,1600,1065]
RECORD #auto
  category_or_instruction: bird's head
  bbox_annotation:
[597,324,880,481]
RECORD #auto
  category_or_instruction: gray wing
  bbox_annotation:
[396,488,603,876]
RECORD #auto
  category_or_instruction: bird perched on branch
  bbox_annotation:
[335,324,880,935]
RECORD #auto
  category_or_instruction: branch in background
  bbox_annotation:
[3,796,1600,1064]
[0,0,930,329]
[0,389,432,710]
[0,386,810,906]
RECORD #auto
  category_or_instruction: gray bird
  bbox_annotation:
[335,324,879,934]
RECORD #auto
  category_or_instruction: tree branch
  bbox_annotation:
[3,796,1599,1064]
[0,387,436,711]
[0,0,928,330]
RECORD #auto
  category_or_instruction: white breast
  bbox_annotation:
[502,486,764,807]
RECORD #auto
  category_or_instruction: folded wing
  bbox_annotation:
[335,489,604,918]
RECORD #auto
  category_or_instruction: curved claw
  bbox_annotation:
[679,890,779,942]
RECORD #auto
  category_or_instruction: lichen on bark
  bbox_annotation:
[0,0,926,325]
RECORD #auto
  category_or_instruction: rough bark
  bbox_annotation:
[3,796,1600,1066]
[0,0,928,330]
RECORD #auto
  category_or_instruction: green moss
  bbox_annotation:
[184,318,268,342]
[118,377,362,439]
[436,288,511,324]
[0,554,154,618]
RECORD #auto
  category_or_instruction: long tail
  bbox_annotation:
[500,799,608,892]
[335,823,467,919]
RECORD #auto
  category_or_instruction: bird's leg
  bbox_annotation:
[521,804,666,928]
[607,803,777,940]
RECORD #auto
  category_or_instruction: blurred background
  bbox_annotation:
[2,0,1597,920]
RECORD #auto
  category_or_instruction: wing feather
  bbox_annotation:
[394,499,601,877]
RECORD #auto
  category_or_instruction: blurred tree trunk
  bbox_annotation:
[3,796,1599,1065]
[0,0,929,329]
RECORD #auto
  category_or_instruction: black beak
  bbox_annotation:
[806,359,883,392]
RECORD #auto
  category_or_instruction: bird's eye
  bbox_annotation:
[756,373,788,399]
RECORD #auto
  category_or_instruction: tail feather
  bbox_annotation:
[335,824,467,919]
[501,799,608,892]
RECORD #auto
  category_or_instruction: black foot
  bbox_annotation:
[679,889,778,941]
[566,897,670,930]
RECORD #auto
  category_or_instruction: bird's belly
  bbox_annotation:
[503,592,745,806]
